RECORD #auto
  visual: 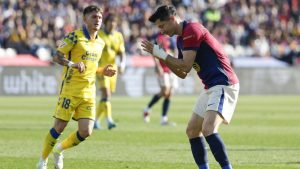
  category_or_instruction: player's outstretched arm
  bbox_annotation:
[53,51,86,73]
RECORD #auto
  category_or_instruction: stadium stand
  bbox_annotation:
[0,0,299,66]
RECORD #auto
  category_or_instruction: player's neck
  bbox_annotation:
[176,19,184,36]
[87,28,98,40]
[104,27,113,34]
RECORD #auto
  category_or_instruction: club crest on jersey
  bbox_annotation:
[57,40,67,48]
[192,62,201,72]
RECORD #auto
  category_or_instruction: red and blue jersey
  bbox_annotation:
[177,21,239,89]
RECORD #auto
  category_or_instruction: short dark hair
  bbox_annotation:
[149,5,177,23]
[104,13,118,24]
[83,5,103,16]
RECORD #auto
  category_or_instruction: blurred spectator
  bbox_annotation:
[0,0,299,65]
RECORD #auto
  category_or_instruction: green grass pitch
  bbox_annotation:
[0,95,300,169]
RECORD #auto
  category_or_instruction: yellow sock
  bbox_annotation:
[96,101,105,121]
[105,101,113,122]
[41,128,60,159]
[60,131,85,151]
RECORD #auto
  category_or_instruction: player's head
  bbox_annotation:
[149,5,178,36]
[83,5,103,31]
[104,13,118,32]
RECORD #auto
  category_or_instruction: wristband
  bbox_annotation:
[153,44,168,60]
[67,61,74,67]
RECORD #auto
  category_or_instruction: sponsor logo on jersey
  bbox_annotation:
[81,51,98,62]
[192,62,201,72]
[183,35,194,41]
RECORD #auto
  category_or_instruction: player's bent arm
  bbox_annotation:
[166,63,187,79]
[53,51,74,67]
[164,50,196,78]
[53,51,85,73]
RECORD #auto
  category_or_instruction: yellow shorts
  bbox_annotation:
[97,73,117,92]
[53,94,96,121]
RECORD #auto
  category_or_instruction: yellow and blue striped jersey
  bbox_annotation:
[98,29,125,67]
[57,26,105,98]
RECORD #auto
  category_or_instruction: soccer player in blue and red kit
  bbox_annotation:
[141,5,239,169]
[143,33,178,125]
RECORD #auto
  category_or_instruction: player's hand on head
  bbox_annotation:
[103,64,116,77]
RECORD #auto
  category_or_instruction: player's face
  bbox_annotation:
[84,11,103,31]
[106,19,118,32]
[155,18,175,36]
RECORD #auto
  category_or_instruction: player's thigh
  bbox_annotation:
[109,74,117,93]
[160,86,171,97]
[98,75,117,93]
[53,118,68,133]
[186,113,204,138]
[98,75,109,90]
[193,90,209,118]
[206,84,239,124]
[54,95,80,122]
[73,97,96,121]
[202,110,224,136]
[170,73,178,90]
[78,118,94,137]
[158,73,169,88]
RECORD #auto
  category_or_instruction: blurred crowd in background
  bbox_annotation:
[0,0,300,65]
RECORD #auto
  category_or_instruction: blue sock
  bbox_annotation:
[222,164,232,169]
[189,137,209,169]
[76,131,85,141]
[162,98,170,117]
[148,94,161,108]
[205,133,231,168]
[50,128,60,139]
[101,98,108,102]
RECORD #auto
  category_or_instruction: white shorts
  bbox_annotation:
[158,73,178,89]
[192,84,240,124]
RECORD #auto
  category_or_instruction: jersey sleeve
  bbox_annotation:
[57,31,77,55]
[182,24,204,51]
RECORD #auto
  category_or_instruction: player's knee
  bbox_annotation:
[165,93,171,98]
[55,127,64,134]
[201,125,215,137]
[78,129,92,138]
[53,121,67,133]
[186,126,199,138]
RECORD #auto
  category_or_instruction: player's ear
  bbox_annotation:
[83,15,87,23]
[169,16,176,22]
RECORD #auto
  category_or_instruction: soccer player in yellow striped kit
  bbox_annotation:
[94,13,126,130]
[36,5,116,169]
